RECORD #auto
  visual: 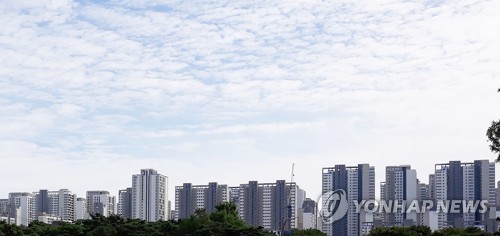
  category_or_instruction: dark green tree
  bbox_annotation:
[487,119,500,162]
[0,203,277,236]
[289,228,327,235]
[487,88,500,162]
[369,226,496,236]
[88,225,117,236]
[432,226,491,236]
[369,226,432,236]
[0,221,24,236]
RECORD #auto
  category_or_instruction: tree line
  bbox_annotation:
[0,202,325,236]
[369,225,500,236]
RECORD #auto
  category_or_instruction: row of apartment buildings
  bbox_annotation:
[0,172,315,233]
[322,160,498,236]
[0,169,168,226]
[0,190,118,225]
[1,160,499,235]
[173,180,315,232]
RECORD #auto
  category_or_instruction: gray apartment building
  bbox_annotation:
[321,164,375,236]
[433,160,496,230]
[175,182,228,219]
[86,191,116,217]
[229,180,304,232]
[118,188,132,219]
[0,199,8,217]
[381,165,418,226]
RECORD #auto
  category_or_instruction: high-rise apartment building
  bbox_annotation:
[86,191,116,217]
[33,190,50,217]
[380,182,386,200]
[301,198,317,230]
[56,189,77,221]
[416,180,431,226]
[230,180,304,232]
[9,192,33,226]
[322,164,375,236]
[118,188,132,219]
[382,165,418,226]
[175,182,228,219]
[433,160,496,230]
[132,169,168,221]
[0,199,8,217]
[75,197,87,220]
[428,174,436,200]
[31,189,77,221]
[417,181,430,201]
[496,181,500,208]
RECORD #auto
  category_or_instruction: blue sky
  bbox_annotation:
[1,0,499,202]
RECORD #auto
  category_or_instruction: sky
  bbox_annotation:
[0,0,499,203]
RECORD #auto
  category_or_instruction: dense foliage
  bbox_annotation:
[487,88,500,162]
[369,226,500,236]
[288,228,325,236]
[0,202,325,236]
[487,119,500,162]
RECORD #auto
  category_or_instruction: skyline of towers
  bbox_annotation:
[0,162,499,234]
[4,189,78,226]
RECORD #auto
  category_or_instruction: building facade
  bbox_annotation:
[175,182,228,219]
[75,197,87,220]
[86,191,116,217]
[301,198,317,230]
[382,165,418,226]
[229,180,304,232]
[322,164,375,236]
[118,188,132,219]
[0,199,8,217]
[433,160,496,230]
[9,192,33,226]
[132,169,168,221]
[31,189,77,222]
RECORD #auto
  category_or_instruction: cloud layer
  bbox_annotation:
[1,0,499,200]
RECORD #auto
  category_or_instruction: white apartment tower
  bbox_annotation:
[75,197,87,220]
[132,169,168,221]
[57,189,77,221]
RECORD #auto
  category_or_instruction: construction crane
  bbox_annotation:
[280,163,295,235]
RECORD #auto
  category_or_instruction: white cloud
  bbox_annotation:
[0,0,499,201]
